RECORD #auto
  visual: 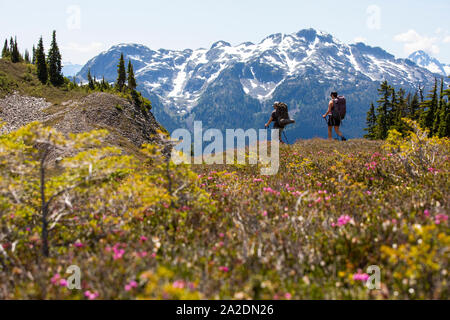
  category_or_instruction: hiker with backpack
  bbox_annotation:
[323,92,347,141]
[265,102,295,144]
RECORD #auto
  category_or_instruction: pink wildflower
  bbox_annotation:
[219,266,229,273]
[337,215,351,227]
[74,242,84,248]
[173,280,186,289]
[84,290,99,300]
[124,280,138,292]
[435,214,448,225]
[353,272,370,282]
[51,274,61,285]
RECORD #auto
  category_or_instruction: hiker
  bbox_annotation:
[265,102,286,143]
[323,92,347,141]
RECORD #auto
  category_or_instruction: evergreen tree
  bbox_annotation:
[32,45,36,64]
[420,79,438,135]
[408,92,421,120]
[24,49,30,64]
[375,81,392,140]
[393,88,408,133]
[2,39,9,59]
[87,68,95,90]
[433,79,445,135]
[364,103,377,140]
[11,37,21,63]
[437,80,449,138]
[418,86,424,103]
[101,76,106,91]
[127,60,137,90]
[35,37,48,84]
[387,87,397,129]
[116,53,126,91]
[47,31,63,86]
[9,37,14,53]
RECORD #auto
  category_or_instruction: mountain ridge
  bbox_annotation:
[77,28,440,139]
[407,50,449,76]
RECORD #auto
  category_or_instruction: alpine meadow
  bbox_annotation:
[0,1,449,306]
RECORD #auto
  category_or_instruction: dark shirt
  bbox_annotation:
[272,110,283,128]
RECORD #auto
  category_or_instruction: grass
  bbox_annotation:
[0,59,87,104]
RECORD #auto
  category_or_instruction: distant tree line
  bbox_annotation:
[365,79,449,139]
[1,33,149,110]
[2,31,64,86]
[83,53,149,110]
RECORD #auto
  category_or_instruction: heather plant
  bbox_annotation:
[0,120,448,300]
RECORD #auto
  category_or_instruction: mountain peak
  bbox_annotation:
[351,42,394,60]
[211,41,231,50]
[408,50,448,76]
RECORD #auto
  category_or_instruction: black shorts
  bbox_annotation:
[327,116,341,127]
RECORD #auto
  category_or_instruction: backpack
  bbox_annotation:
[276,102,296,126]
[332,96,347,120]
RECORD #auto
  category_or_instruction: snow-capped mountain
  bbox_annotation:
[408,51,449,76]
[77,29,438,138]
[62,62,83,77]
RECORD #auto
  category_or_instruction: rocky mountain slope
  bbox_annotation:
[0,60,167,157]
[77,29,440,139]
[408,50,449,76]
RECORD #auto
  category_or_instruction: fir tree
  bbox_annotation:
[420,79,438,135]
[408,92,420,120]
[87,68,95,90]
[2,39,9,59]
[24,49,30,64]
[116,53,126,91]
[47,31,63,86]
[32,45,36,64]
[127,60,137,90]
[101,76,106,91]
[11,37,21,63]
[437,80,449,138]
[364,103,377,140]
[375,81,392,140]
[393,88,408,133]
[9,37,14,53]
[433,79,445,135]
[418,86,424,103]
[35,37,48,84]
[387,87,397,129]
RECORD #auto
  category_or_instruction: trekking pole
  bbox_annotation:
[283,131,290,144]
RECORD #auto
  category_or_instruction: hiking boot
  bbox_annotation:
[341,136,347,142]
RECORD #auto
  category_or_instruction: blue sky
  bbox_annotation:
[1,0,449,65]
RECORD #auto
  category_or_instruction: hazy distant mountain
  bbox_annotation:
[408,51,449,76]
[62,62,83,77]
[77,29,438,139]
